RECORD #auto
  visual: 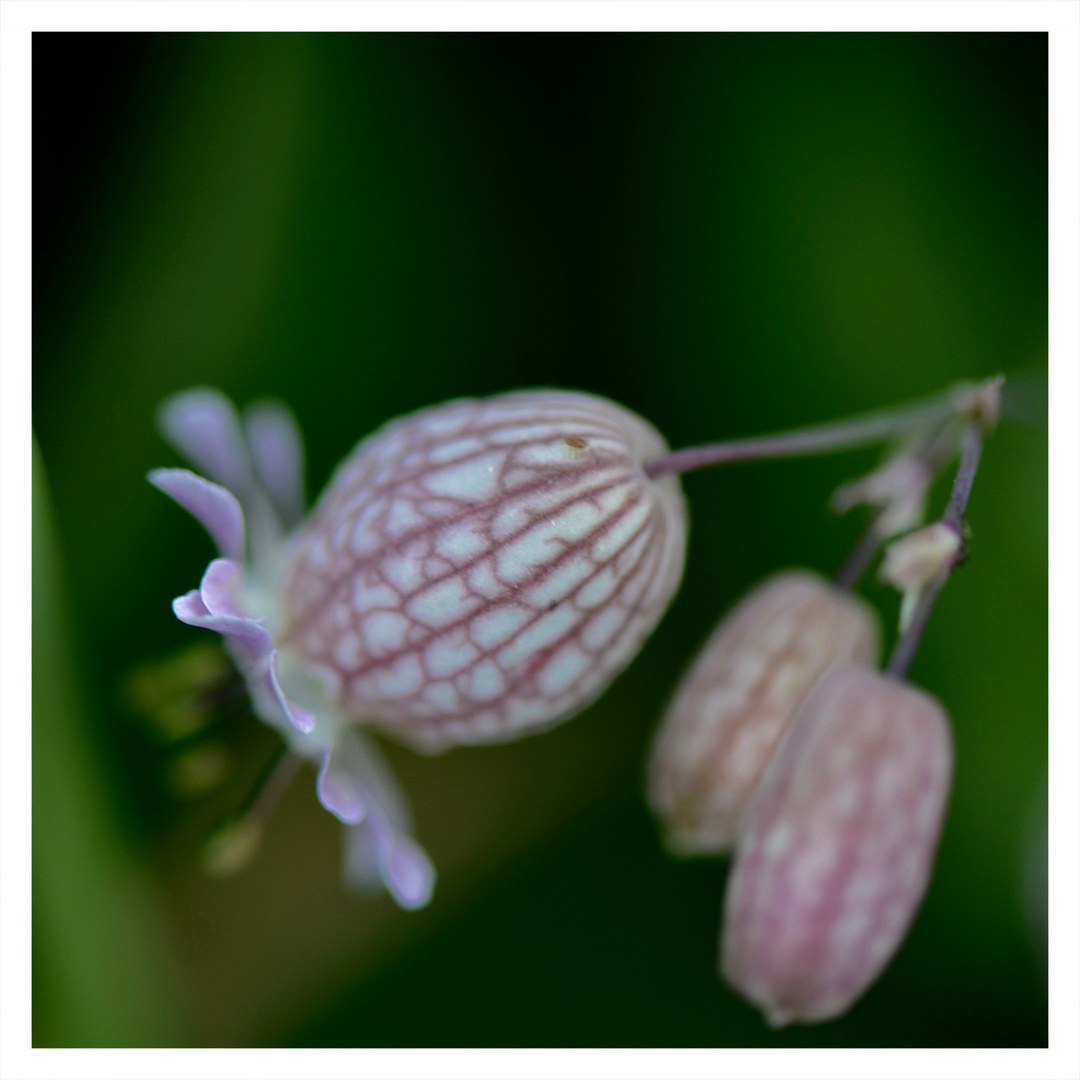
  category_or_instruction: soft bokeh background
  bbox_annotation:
[33,32,1047,1047]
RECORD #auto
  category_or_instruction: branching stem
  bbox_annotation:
[833,512,885,592]
[886,424,983,680]
[832,420,968,592]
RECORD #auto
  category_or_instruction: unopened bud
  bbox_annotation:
[721,665,953,1027]
[280,391,688,753]
[831,456,932,540]
[879,522,962,632]
[880,522,962,591]
[648,571,879,855]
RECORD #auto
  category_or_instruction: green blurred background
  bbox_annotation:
[33,32,1047,1047]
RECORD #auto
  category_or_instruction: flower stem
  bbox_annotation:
[833,512,886,592]
[885,424,983,680]
[643,389,962,479]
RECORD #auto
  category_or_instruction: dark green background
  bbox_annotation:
[33,33,1047,1047]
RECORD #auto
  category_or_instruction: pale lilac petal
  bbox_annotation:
[172,587,273,663]
[265,650,316,735]
[172,588,210,621]
[330,729,436,910]
[197,558,246,617]
[244,400,306,527]
[317,746,367,824]
[374,824,436,910]
[170,559,272,666]
[343,816,436,911]
[158,387,251,495]
[149,468,245,561]
[168,556,313,736]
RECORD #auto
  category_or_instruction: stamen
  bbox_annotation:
[201,744,303,876]
[246,745,304,829]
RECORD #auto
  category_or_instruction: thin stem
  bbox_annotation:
[833,511,885,591]
[941,423,984,534]
[886,425,983,680]
[644,389,960,479]
[245,745,303,828]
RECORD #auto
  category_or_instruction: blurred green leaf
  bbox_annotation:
[33,33,1046,1048]
[33,436,183,1046]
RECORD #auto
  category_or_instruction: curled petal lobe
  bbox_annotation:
[721,665,953,1027]
[172,558,272,667]
[167,558,314,737]
[197,557,246,617]
[158,387,252,496]
[172,583,273,664]
[149,468,246,561]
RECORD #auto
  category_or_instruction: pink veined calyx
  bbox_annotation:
[648,570,881,856]
[150,387,689,908]
[642,377,1003,1027]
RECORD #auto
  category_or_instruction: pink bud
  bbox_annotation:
[721,665,953,1027]
[648,571,879,854]
[278,391,687,752]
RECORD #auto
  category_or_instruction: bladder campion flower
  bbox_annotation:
[150,387,688,904]
[720,664,953,1027]
[648,571,880,855]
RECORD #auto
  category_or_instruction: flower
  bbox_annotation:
[648,571,880,855]
[150,386,688,903]
[720,664,953,1027]
[150,388,435,909]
